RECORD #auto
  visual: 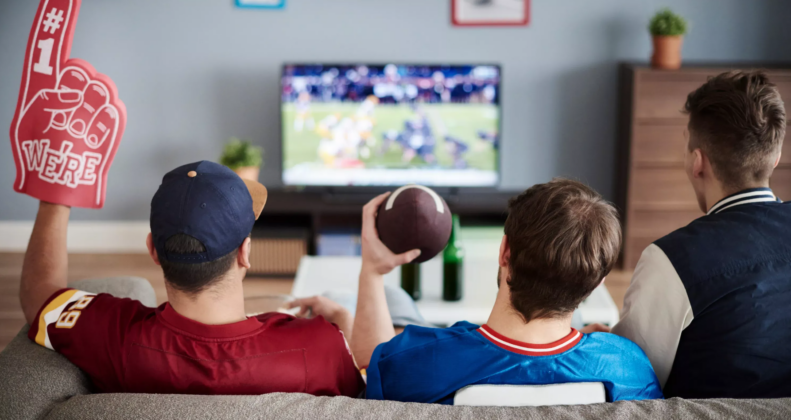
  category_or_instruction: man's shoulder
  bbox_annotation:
[577,333,660,386]
[254,313,347,348]
[652,202,791,284]
[655,202,791,252]
[653,214,716,252]
[34,288,152,325]
[581,332,651,360]
[255,312,335,331]
[376,321,480,359]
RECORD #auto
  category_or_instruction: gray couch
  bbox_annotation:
[1,278,789,419]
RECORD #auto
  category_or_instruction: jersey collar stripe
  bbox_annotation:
[479,324,580,349]
[707,190,776,215]
[711,197,779,214]
[478,326,582,356]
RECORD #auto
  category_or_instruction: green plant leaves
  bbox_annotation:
[220,138,263,170]
[649,8,688,37]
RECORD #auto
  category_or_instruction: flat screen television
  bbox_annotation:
[281,64,500,187]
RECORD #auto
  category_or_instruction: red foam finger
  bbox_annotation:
[57,66,89,91]
[68,80,110,138]
[84,104,118,150]
[9,1,127,210]
[52,66,89,129]
[9,0,79,193]
[15,0,79,111]
[37,89,82,111]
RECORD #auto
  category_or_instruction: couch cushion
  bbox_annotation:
[0,326,92,420]
[0,277,156,420]
[45,393,791,420]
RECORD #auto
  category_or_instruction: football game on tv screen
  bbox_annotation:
[281,64,500,186]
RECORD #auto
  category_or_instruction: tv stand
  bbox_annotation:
[247,187,516,276]
[256,188,517,243]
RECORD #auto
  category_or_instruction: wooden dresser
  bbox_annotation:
[617,64,791,269]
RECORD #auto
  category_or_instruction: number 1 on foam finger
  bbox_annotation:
[33,38,55,75]
[34,6,65,76]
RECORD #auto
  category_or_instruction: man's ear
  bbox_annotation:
[692,148,705,179]
[146,233,161,266]
[774,151,782,168]
[238,237,252,270]
[498,235,510,268]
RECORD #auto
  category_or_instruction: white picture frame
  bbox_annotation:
[452,0,529,27]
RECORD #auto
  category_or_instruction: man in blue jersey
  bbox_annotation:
[303,179,662,404]
[612,71,791,399]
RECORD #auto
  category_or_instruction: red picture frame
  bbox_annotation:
[452,0,530,27]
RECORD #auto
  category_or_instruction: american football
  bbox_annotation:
[376,185,452,263]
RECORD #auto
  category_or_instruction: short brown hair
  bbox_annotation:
[684,71,786,189]
[159,234,237,294]
[503,179,621,323]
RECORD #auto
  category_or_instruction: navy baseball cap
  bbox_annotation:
[150,161,267,264]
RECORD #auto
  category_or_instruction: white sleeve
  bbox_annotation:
[611,243,694,387]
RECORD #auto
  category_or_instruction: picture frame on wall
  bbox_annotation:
[235,0,285,9]
[452,0,529,27]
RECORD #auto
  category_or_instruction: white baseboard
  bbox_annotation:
[0,221,150,253]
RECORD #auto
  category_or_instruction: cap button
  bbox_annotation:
[187,171,197,178]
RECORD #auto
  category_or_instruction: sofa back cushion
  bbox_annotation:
[43,393,791,420]
[453,383,606,407]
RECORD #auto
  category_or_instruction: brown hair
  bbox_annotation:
[159,234,237,294]
[503,178,621,323]
[684,71,786,189]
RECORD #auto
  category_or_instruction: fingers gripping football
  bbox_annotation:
[361,193,422,275]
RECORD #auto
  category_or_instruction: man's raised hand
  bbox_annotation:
[360,192,421,276]
[9,0,126,209]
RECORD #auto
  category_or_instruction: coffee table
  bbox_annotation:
[291,254,619,327]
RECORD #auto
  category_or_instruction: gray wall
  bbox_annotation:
[1,0,790,221]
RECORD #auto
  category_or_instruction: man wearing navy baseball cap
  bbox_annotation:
[20,161,364,396]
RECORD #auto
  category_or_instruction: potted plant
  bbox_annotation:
[220,138,263,181]
[649,8,688,70]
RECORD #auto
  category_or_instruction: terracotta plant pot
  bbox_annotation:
[651,35,684,70]
[233,166,260,181]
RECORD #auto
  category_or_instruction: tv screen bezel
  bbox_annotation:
[279,62,502,188]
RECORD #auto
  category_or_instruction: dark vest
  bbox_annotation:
[656,188,791,398]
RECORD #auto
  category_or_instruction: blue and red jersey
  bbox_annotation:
[365,322,663,404]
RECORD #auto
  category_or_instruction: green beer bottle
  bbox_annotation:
[443,214,464,301]
[401,263,421,301]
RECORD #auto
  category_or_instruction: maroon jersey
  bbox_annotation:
[28,289,364,396]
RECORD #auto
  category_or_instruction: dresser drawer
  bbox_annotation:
[629,168,697,209]
[627,209,702,238]
[780,118,791,165]
[624,209,701,269]
[632,124,687,165]
[635,72,791,121]
[633,123,791,166]
[634,73,710,120]
[770,167,791,200]
[624,236,654,270]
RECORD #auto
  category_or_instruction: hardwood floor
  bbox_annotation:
[0,253,632,351]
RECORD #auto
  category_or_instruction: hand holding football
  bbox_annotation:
[376,185,452,264]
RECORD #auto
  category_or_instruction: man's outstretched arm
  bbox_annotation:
[351,193,421,368]
[20,202,70,325]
